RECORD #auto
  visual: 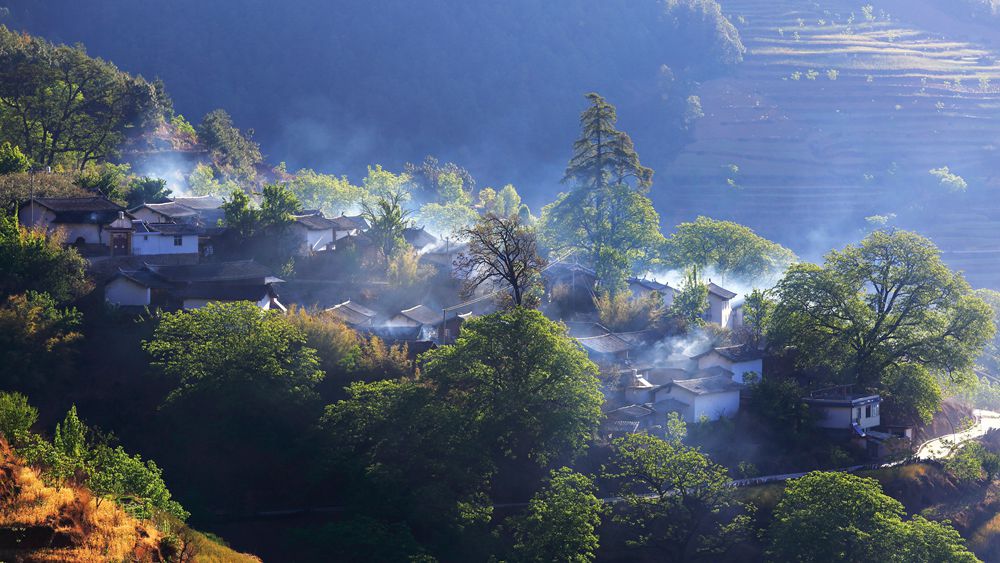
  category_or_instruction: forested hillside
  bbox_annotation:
[1,0,741,197]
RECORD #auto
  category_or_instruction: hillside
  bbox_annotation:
[0,440,260,563]
[1,0,742,197]
[658,0,1000,288]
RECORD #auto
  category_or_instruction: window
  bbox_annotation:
[173,236,183,246]
[143,236,149,241]
[865,405,872,418]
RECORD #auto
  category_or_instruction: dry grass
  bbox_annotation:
[0,443,259,562]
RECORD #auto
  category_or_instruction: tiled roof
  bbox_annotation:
[146,223,202,235]
[563,322,610,338]
[602,420,640,434]
[171,196,224,210]
[694,366,736,379]
[31,197,122,212]
[672,375,742,395]
[628,277,671,292]
[326,301,377,326]
[607,404,654,419]
[403,227,438,248]
[144,260,279,283]
[576,333,633,355]
[134,201,199,219]
[338,214,370,231]
[707,282,737,300]
[398,304,440,326]
[704,345,765,363]
[294,214,339,230]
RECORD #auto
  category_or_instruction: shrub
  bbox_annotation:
[0,391,37,444]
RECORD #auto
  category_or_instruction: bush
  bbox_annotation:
[0,391,37,444]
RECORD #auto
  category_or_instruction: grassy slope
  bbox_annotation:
[659,0,1000,288]
[0,440,260,563]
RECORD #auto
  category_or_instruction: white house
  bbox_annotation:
[693,345,765,384]
[653,375,742,423]
[704,282,737,327]
[19,196,127,246]
[130,222,200,256]
[804,389,882,436]
[105,260,284,310]
[628,277,675,306]
[291,213,338,255]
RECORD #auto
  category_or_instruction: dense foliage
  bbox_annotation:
[769,472,979,562]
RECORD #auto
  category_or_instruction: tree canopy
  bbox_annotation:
[0,213,90,302]
[769,471,979,563]
[454,213,545,306]
[0,25,168,169]
[664,216,796,284]
[769,230,994,401]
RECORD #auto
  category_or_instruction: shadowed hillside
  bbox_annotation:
[659,0,1000,288]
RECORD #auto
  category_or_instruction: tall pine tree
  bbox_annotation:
[562,93,653,192]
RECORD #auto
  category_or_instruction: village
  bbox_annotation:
[16,190,917,467]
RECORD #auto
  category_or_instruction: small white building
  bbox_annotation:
[291,213,339,255]
[653,375,742,423]
[804,389,882,436]
[130,222,200,256]
[130,196,225,226]
[628,277,675,306]
[105,260,284,311]
[19,196,127,246]
[704,282,737,327]
[693,345,765,384]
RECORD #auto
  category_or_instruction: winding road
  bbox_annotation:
[915,409,1000,460]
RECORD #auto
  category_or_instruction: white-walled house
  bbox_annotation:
[105,260,284,310]
[653,375,742,423]
[291,213,338,255]
[628,277,675,306]
[704,282,737,327]
[693,345,765,384]
[19,197,127,246]
[804,390,882,436]
[130,222,200,256]
[326,301,378,328]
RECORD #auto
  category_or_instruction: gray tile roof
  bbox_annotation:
[707,282,737,300]
[398,304,441,326]
[576,333,633,355]
[672,375,742,395]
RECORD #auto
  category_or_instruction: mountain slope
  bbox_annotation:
[658,0,1000,287]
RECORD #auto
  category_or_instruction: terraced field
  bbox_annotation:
[656,0,1000,288]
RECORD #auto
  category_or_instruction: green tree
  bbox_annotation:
[0,213,90,301]
[259,182,302,227]
[563,93,653,191]
[144,302,324,508]
[221,188,259,238]
[287,168,364,216]
[0,391,37,444]
[422,307,603,465]
[0,292,82,393]
[187,162,239,197]
[363,164,411,202]
[403,156,476,202]
[769,231,994,397]
[75,162,131,203]
[602,432,752,560]
[882,364,942,425]
[509,467,603,563]
[321,378,493,554]
[668,269,709,328]
[453,213,545,306]
[742,288,774,345]
[125,176,171,208]
[362,191,413,262]
[769,471,979,562]
[541,182,664,293]
[0,26,167,169]
[197,109,262,182]
[417,201,478,239]
[663,216,795,284]
[88,444,189,521]
[53,404,87,461]
[0,141,30,174]
[144,301,322,403]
